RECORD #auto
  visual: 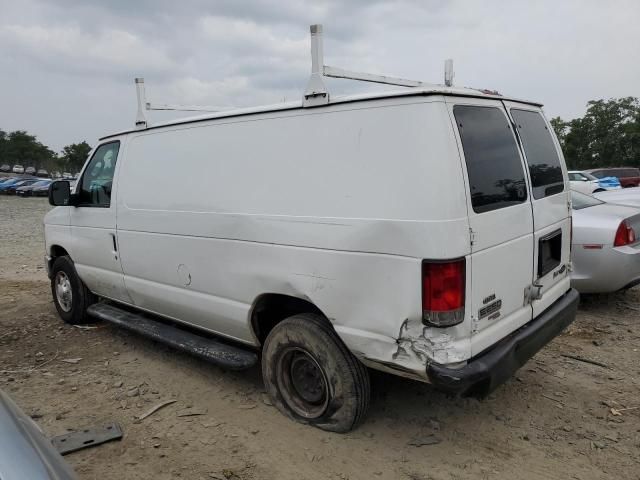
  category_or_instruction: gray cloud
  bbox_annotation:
[0,0,638,151]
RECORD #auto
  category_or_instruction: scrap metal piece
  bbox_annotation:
[51,422,123,455]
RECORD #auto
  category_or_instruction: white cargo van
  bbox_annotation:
[44,25,578,432]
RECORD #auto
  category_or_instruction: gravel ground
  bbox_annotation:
[1,195,639,480]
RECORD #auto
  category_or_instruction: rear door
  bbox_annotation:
[505,104,571,316]
[447,99,534,356]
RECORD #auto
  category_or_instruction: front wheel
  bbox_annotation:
[593,188,606,193]
[262,313,370,433]
[50,256,96,324]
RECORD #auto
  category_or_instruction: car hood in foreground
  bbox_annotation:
[0,390,76,479]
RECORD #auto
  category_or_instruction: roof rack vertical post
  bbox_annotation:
[444,59,454,87]
[135,77,148,129]
[303,24,329,107]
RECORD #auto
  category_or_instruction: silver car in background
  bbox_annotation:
[0,389,76,479]
[594,186,640,208]
[570,190,640,293]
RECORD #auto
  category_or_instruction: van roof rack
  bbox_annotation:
[134,78,225,130]
[129,24,520,132]
[303,24,454,107]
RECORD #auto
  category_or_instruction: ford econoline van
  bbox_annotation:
[44,26,578,432]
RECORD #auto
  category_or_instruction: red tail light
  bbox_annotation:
[422,259,465,327]
[614,220,636,247]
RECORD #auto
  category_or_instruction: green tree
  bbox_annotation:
[552,97,640,170]
[0,130,56,169]
[59,141,92,172]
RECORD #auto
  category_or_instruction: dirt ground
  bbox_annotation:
[1,195,639,480]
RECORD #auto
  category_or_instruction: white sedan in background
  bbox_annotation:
[568,171,619,194]
[570,190,640,293]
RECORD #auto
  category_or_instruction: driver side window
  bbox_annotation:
[78,142,120,207]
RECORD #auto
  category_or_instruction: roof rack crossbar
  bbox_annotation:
[323,65,428,88]
[303,24,453,107]
[146,103,221,113]
[133,78,230,127]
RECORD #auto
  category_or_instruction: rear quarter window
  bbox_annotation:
[511,109,564,199]
[453,105,527,213]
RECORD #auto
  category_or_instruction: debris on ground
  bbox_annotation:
[407,434,442,447]
[611,406,639,416]
[51,422,123,455]
[60,358,82,364]
[561,353,611,369]
[134,400,177,422]
[176,407,207,417]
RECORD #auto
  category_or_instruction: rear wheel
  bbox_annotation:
[50,256,97,324]
[593,188,605,193]
[262,313,370,433]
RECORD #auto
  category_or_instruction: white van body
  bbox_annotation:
[44,87,578,394]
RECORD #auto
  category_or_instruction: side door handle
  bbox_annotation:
[109,233,118,260]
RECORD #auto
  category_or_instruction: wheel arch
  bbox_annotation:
[49,244,70,259]
[249,293,328,346]
[47,245,71,278]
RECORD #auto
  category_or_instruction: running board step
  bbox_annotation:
[87,303,258,370]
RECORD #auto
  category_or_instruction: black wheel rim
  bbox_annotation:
[276,347,329,419]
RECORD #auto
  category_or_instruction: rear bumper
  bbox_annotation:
[426,288,579,396]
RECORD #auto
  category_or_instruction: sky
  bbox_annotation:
[0,0,639,153]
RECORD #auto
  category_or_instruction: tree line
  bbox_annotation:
[0,129,91,173]
[550,97,640,170]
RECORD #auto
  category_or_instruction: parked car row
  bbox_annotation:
[0,176,65,196]
[0,165,80,178]
[568,167,640,194]
[568,170,620,193]
[0,164,50,176]
[587,167,640,188]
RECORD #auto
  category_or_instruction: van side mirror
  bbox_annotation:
[49,180,72,206]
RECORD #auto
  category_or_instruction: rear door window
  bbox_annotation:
[453,105,527,213]
[511,109,564,199]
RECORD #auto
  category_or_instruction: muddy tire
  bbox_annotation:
[50,256,97,325]
[262,313,370,433]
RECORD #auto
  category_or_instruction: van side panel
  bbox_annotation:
[115,98,471,375]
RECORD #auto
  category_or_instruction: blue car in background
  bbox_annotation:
[0,177,27,192]
[16,179,53,197]
[596,175,622,190]
[0,177,20,186]
[1,178,40,194]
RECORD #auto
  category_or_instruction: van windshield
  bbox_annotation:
[511,109,564,199]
